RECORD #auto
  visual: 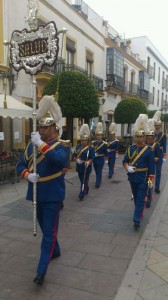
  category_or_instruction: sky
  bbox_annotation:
[84,0,168,62]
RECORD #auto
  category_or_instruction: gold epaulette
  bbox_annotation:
[59,139,71,147]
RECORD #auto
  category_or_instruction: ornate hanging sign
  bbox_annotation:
[10,21,59,75]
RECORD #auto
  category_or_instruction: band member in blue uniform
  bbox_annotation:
[16,96,68,285]
[145,118,161,208]
[122,114,155,230]
[153,111,167,193]
[92,122,107,188]
[72,124,95,200]
[106,122,119,178]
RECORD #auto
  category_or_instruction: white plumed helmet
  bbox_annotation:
[79,124,90,140]
[109,122,116,134]
[133,114,148,136]
[153,111,162,126]
[146,118,155,136]
[95,122,103,135]
[36,95,62,126]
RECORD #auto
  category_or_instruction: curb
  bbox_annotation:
[113,180,168,300]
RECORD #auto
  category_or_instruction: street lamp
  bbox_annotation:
[3,40,11,108]
[58,27,68,62]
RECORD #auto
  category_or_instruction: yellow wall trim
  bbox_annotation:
[36,72,52,82]
[0,0,4,65]
[0,65,9,72]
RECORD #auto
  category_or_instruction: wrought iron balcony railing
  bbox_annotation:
[124,81,139,95]
[40,59,104,92]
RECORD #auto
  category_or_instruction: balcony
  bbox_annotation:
[147,65,153,78]
[124,81,139,95]
[38,60,103,92]
[64,63,87,74]
[72,0,88,19]
[89,75,103,92]
[138,90,153,104]
[106,75,124,91]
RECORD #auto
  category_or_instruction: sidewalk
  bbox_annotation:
[0,157,168,299]
[114,165,168,300]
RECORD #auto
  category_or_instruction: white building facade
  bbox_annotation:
[129,36,168,111]
[1,0,168,151]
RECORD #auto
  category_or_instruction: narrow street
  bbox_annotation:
[0,154,167,299]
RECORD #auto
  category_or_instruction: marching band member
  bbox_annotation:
[72,124,95,200]
[92,122,107,188]
[153,111,167,193]
[16,95,68,285]
[146,118,161,208]
[106,122,119,178]
[122,114,155,230]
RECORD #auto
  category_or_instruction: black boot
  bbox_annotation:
[155,187,160,193]
[33,274,45,285]
[52,252,61,260]
[134,222,140,231]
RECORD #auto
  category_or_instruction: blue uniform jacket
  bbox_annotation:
[148,142,162,163]
[122,144,155,183]
[72,144,95,173]
[16,138,68,202]
[155,132,167,157]
[106,138,119,157]
[92,141,107,161]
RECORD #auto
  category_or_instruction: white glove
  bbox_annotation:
[127,166,136,173]
[95,153,98,157]
[27,173,39,183]
[149,183,153,189]
[163,158,166,163]
[85,161,90,168]
[31,132,43,147]
[105,159,108,164]
[76,158,82,165]
[107,149,111,152]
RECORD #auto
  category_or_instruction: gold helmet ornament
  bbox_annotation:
[79,124,90,140]
[133,114,148,136]
[95,122,103,135]
[153,110,162,126]
[146,118,155,136]
[36,95,62,126]
[109,122,116,134]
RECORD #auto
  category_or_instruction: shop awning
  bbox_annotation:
[0,94,33,119]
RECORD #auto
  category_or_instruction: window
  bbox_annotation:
[157,90,160,106]
[147,56,150,73]
[106,48,124,90]
[106,48,124,78]
[161,92,164,109]
[107,114,113,123]
[153,62,156,80]
[66,38,76,68]
[139,71,150,91]
[152,87,155,104]
[86,50,93,76]
[162,71,165,88]
[158,67,160,84]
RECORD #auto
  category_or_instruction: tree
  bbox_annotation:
[43,71,99,143]
[43,71,99,120]
[114,97,147,134]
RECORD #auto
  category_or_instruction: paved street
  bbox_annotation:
[0,155,168,299]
